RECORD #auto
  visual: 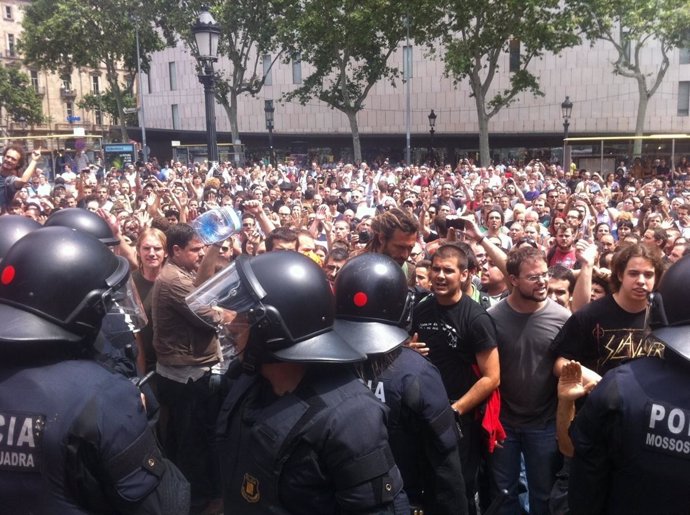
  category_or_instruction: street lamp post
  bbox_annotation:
[428,109,437,165]
[264,100,275,166]
[191,8,221,163]
[561,95,573,172]
[135,26,148,163]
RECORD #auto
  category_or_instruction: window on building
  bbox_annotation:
[292,53,302,85]
[509,39,520,73]
[66,101,74,119]
[62,76,72,91]
[146,73,152,94]
[4,5,13,20]
[678,81,690,116]
[263,54,272,86]
[680,30,690,65]
[95,108,103,126]
[92,75,100,94]
[168,61,177,91]
[7,34,16,57]
[171,104,180,130]
[403,45,413,80]
[30,70,40,93]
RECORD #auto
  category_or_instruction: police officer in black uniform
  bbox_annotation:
[0,227,189,513]
[45,208,147,379]
[568,255,690,515]
[187,251,409,514]
[333,253,468,515]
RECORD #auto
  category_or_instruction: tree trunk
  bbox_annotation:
[633,75,649,158]
[472,85,491,166]
[106,61,128,142]
[220,90,242,165]
[346,110,362,164]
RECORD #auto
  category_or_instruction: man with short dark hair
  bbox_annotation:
[266,226,298,251]
[547,265,575,311]
[152,223,227,512]
[547,224,577,269]
[411,243,500,513]
[323,247,349,286]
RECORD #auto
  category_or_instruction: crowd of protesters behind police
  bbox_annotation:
[4,143,690,514]
[3,147,690,272]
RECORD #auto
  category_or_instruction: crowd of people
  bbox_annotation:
[2,140,690,515]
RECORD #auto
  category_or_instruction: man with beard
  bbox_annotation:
[547,224,577,269]
[487,247,571,515]
[410,243,500,514]
[362,207,419,286]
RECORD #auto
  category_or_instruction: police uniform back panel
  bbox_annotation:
[0,360,160,513]
[569,357,690,515]
[363,347,466,514]
[216,365,404,514]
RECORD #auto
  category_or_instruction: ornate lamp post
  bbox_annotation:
[264,100,275,166]
[561,95,573,172]
[428,109,437,165]
[191,7,221,163]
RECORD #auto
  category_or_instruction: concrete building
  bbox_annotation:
[139,31,690,166]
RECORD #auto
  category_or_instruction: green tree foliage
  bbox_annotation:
[19,0,165,141]
[78,90,137,126]
[570,0,690,156]
[436,0,578,165]
[155,0,285,162]
[279,0,414,164]
[0,64,44,126]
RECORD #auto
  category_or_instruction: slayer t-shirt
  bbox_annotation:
[550,294,665,375]
[412,294,497,403]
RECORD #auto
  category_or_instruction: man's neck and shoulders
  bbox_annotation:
[568,293,645,325]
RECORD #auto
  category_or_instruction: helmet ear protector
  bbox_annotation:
[645,256,690,362]
[61,254,130,335]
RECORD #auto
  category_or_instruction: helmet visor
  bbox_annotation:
[106,276,148,333]
[186,258,262,322]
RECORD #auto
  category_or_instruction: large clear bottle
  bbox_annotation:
[191,206,241,245]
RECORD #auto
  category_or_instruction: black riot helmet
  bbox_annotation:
[0,227,130,346]
[187,251,365,371]
[45,208,119,246]
[333,253,413,355]
[0,215,41,262]
[647,255,690,361]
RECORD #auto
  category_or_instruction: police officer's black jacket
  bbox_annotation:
[362,347,468,515]
[216,362,407,514]
[0,344,189,514]
[569,355,690,515]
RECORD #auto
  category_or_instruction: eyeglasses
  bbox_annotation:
[242,222,254,227]
[521,272,550,283]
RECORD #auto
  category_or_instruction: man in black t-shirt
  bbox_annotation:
[551,244,665,382]
[411,243,499,515]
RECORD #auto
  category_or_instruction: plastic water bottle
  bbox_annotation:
[192,206,241,245]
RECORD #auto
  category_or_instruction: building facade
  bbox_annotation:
[139,31,690,166]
